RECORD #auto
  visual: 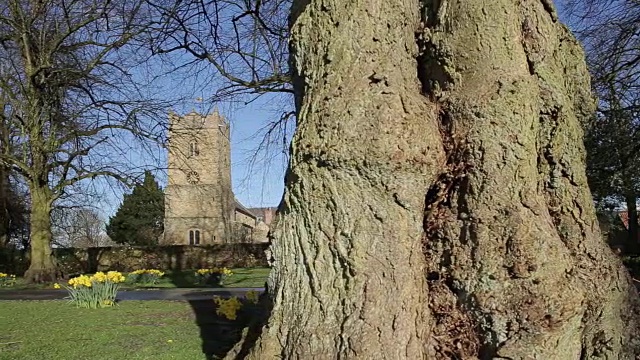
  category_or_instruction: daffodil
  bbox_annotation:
[106,271,125,283]
[91,272,107,283]
[214,296,243,320]
[68,275,92,288]
[53,283,61,289]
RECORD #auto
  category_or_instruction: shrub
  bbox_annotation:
[195,267,233,286]
[64,271,126,309]
[128,269,165,285]
[0,273,16,287]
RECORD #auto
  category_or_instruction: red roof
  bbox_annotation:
[620,211,632,229]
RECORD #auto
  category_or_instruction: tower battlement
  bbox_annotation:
[168,109,229,130]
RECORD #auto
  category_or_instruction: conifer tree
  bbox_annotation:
[106,172,164,246]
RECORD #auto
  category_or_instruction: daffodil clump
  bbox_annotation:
[213,291,262,320]
[214,296,243,320]
[128,269,165,285]
[0,272,16,287]
[244,290,260,305]
[195,267,233,286]
[64,271,126,309]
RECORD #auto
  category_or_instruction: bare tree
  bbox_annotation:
[150,0,295,174]
[52,207,113,248]
[0,0,171,282]
[151,0,291,101]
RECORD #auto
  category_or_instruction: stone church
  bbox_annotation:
[162,110,269,245]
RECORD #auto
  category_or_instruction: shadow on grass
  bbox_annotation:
[186,295,244,360]
[182,287,272,360]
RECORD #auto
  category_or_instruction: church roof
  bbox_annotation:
[233,197,257,218]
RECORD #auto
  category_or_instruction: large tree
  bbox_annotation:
[225,0,640,358]
[0,0,168,282]
[106,171,164,246]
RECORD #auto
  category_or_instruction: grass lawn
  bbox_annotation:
[1,267,270,290]
[0,300,247,360]
[138,267,271,289]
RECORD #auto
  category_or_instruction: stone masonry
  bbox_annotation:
[163,110,265,244]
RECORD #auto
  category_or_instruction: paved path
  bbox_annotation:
[0,288,265,301]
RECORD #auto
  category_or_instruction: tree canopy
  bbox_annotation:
[106,171,164,246]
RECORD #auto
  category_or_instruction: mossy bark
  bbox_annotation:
[24,184,58,283]
[421,1,640,358]
[230,0,640,359]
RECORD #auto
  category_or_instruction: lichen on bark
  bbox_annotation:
[421,0,640,358]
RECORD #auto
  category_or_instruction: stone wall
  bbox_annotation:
[53,243,269,275]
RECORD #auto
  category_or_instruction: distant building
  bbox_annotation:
[248,207,277,226]
[162,110,266,244]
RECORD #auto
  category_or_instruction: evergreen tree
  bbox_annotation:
[106,171,164,246]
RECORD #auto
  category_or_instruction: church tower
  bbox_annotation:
[163,110,234,244]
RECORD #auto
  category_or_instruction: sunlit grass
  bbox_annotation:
[0,300,243,360]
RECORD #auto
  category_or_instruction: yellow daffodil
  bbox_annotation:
[245,290,259,304]
[196,267,233,276]
[214,296,243,320]
[53,283,61,289]
[106,271,125,283]
[91,272,107,283]
[68,275,92,288]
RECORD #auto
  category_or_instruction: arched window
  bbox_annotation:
[189,141,199,156]
[189,229,201,245]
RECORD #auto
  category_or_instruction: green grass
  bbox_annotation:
[0,267,270,290]
[0,300,246,360]
[134,267,270,289]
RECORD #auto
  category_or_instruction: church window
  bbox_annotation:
[189,141,199,156]
[189,229,201,245]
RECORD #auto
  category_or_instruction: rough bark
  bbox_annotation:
[231,0,640,359]
[234,0,445,358]
[422,0,640,358]
[24,184,58,283]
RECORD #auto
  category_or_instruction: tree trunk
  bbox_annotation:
[233,0,445,358]
[24,184,57,283]
[625,193,639,254]
[233,0,640,359]
[0,165,9,244]
[421,1,640,357]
